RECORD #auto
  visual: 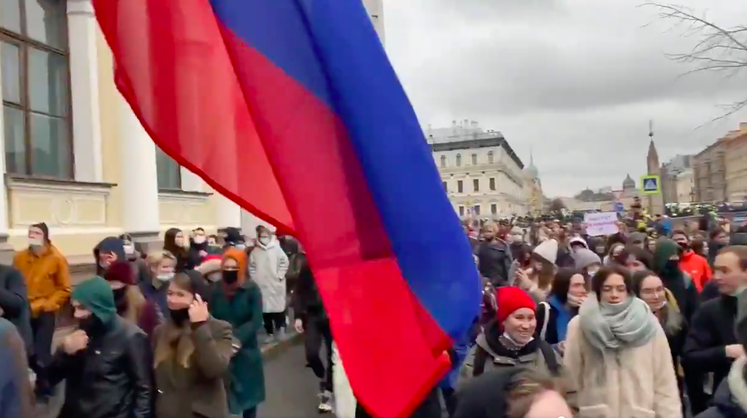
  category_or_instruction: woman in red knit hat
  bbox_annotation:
[105,261,161,339]
[462,286,571,395]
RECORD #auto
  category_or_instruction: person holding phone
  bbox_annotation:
[153,272,234,418]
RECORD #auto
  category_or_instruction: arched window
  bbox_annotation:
[471,153,477,165]
[488,151,494,164]
[2,0,72,178]
[456,154,462,167]
[440,155,446,168]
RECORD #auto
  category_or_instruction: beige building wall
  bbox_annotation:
[675,169,695,203]
[725,129,747,202]
[694,124,747,203]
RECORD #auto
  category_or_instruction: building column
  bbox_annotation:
[216,195,242,236]
[0,47,14,263]
[67,0,103,182]
[118,95,162,252]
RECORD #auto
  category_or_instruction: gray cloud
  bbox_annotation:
[384,0,747,196]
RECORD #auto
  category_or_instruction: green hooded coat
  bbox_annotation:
[71,276,118,328]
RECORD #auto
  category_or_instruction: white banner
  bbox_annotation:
[584,212,619,236]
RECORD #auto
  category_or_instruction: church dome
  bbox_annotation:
[526,163,539,179]
[623,173,636,190]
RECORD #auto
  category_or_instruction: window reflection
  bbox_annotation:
[28,47,68,116]
[3,106,27,175]
[0,0,21,33]
[30,112,71,178]
[1,42,21,104]
[24,0,67,50]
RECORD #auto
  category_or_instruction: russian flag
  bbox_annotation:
[93,0,481,416]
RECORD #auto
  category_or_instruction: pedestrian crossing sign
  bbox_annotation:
[640,175,661,195]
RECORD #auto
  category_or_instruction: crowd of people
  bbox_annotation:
[5,211,747,418]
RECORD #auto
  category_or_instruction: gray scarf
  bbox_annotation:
[579,294,657,351]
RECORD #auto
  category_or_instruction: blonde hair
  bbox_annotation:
[122,286,146,323]
[146,250,177,270]
[506,370,568,418]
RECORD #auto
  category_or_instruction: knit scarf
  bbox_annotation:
[579,294,657,351]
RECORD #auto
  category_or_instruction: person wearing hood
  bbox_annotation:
[13,222,70,401]
[685,245,747,414]
[603,242,625,266]
[119,234,148,284]
[632,269,688,409]
[105,262,161,339]
[453,368,573,418]
[462,287,569,388]
[476,222,514,287]
[513,239,557,302]
[139,250,177,319]
[0,316,33,418]
[628,231,649,250]
[563,265,681,417]
[569,236,589,253]
[588,236,607,260]
[152,271,233,418]
[535,268,588,353]
[209,249,266,418]
[672,230,713,293]
[571,248,601,277]
[249,226,290,342]
[48,276,154,418]
[654,239,699,322]
[616,244,654,272]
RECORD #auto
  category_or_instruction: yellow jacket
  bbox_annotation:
[13,244,71,316]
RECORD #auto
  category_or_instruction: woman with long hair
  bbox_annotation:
[209,249,266,418]
[564,265,681,417]
[153,272,234,418]
[535,268,588,354]
[163,228,198,271]
[104,261,161,339]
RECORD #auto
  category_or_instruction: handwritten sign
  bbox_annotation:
[584,212,619,236]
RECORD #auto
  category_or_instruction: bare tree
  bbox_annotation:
[642,3,747,120]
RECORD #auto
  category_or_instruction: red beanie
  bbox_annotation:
[496,287,536,326]
[104,261,134,285]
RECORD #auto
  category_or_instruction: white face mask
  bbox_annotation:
[512,234,523,243]
[193,236,206,245]
[156,272,174,282]
[235,243,246,250]
[259,237,270,246]
[587,269,599,278]
[29,237,43,247]
[124,244,135,255]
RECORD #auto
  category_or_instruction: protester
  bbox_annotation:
[654,239,699,322]
[672,230,713,293]
[210,249,266,418]
[571,247,601,277]
[13,222,71,401]
[93,236,126,276]
[617,244,654,272]
[0,316,33,418]
[453,368,573,418]
[0,262,32,356]
[105,261,161,338]
[139,250,177,319]
[564,265,681,417]
[514,239,557,301]
[152,271,233,418]
[48,276,154,418]
[119,234,148,284]
[189,227,210,266]
[476,222,513,287]
[250,226,290,342]
[535,268,587,350]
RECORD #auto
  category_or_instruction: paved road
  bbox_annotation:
[35,337,322,418]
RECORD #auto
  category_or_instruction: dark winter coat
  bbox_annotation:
[476,240,513,287]
[696,359,747,418]
[209,281,265,414]
[0,317,33,418]
[0,264,32,355]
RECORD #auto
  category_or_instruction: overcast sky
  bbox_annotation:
[383,0,747,197]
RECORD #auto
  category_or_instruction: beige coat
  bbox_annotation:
[563,316,682,418]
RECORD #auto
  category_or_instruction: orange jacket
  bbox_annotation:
[13,244,71,316]
[679,250,711,293]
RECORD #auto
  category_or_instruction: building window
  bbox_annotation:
[473,178,479,192]
[458,206,464,217]
[2,0,72,179]
[442,181,447,192]
[456,154,461,167]
[489,177,496,190]
[457,180,463,193]
[491,203,497,215]
[471,153,477,165]
[440,155,446,168]
[156,146,181,190]
[474,205,480,216]
[488,151,494,164]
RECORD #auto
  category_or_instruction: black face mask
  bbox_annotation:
[222,269,239,284]
[662,259,681,277]
[112,287,128,312]
[79,315,105,336]
[169,308,190,326]
[677,242,689,251]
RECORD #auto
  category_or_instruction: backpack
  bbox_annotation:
[538,340,561,377]
[537,301,551,340]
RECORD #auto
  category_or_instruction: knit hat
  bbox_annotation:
[496,287,536,326]
[71,276,117,327]
[104,261,134,285]
[569,236,588,250]
[572,248,602,271]
[31,222,50,242]
[533,239,558,265]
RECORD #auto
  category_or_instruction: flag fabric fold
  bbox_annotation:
[93,0,481,416]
